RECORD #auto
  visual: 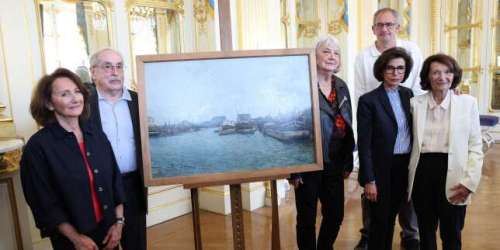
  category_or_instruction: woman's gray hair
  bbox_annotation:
[315,35,341,53]
[315,35,342,73]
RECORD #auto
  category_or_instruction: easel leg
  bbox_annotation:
[191,188,202,250]
[230,184,245,250]
[271,179,281,250]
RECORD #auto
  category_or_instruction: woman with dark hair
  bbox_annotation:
[407,54,483,250]
[357,47,414,250]
[289,35,355,250]
[20,68,125,250]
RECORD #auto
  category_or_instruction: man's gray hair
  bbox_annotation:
[373,8,403,26]
[315,35,341,54]
[89,48,124,68]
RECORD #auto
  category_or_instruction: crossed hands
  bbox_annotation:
[72,223,122,250]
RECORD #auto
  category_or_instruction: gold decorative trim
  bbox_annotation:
[34,0,115,75]
[127,0,183,13]
[462,66,482,73]
[327,20,347,35]
[193,0,209,33]
[430,0,440,53]
[297,19,321,38]
[0,117,14,122]
[444,21,482,32]
[398,0,411,38]
[0,148,22,174]
[327,0,348,35]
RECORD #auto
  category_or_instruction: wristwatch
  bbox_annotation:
[116,217,125,225]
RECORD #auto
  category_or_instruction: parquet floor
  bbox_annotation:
[148,145,500,250]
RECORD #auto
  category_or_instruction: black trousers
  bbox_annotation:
[294,168,344,250]
[121,171,147,250]
[412,153,466,250]
[368,154,409,250]
[50,222,117,250]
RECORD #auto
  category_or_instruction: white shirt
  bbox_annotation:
[97,88,137,174]
[421,90,451,153]
[354,39,424,102]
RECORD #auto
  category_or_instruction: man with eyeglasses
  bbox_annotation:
[88,48,147,250]
[353,8,422,250]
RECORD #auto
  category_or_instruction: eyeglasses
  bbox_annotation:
[385,66,406,74]
[97,63,124,72]
[374,22,398,30]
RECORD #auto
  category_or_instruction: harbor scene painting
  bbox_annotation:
[138,50,322,185]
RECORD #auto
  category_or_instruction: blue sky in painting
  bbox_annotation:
[144,55,312,124]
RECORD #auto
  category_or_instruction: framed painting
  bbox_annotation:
[136,49,322,187]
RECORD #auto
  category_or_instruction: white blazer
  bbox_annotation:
[407,92,484,205]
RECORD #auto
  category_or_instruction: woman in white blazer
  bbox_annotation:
[407,54,483,250]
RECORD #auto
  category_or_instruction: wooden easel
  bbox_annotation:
[183,2,286,249]
[185,174,287,250]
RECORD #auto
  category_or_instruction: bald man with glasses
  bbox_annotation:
[353,8,423,250]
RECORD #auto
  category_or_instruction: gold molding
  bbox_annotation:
[430,0,440,53]
[327,20,346,35]
[193,0,209,33]
[0,148,22,173]
[327,0,348,35]
[297,19,321,38]
[34,0,115,75]
[127,0,184,88]
[492,18,499,27]
[462,66,482,73]
[126,0,183,13]
[444,21,482,32]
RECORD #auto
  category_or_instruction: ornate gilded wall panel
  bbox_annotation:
[490,2,499,110]
[127,0,184,87]
[192,0,216,52]
[326,0,348,35]
[35,0,113,75]
[443,0,483,93]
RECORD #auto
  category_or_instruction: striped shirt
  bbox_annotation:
[386,88,411,154]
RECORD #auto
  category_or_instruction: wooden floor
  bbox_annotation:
[148,145,500,250]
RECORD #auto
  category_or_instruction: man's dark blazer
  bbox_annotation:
[356,84,413,192]
[88,87,148,211]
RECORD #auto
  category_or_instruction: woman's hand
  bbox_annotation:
[102,223,123,249]
[449,184,472,204]
[364,182,378,202]
[58,222,97,250]
[103,204,125,249]
[73,234,98,250]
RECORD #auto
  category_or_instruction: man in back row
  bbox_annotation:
[89,48,148,250]
[354,8,423,250]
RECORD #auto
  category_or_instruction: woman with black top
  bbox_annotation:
[20,68,125,250]
[289,35,355,250]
